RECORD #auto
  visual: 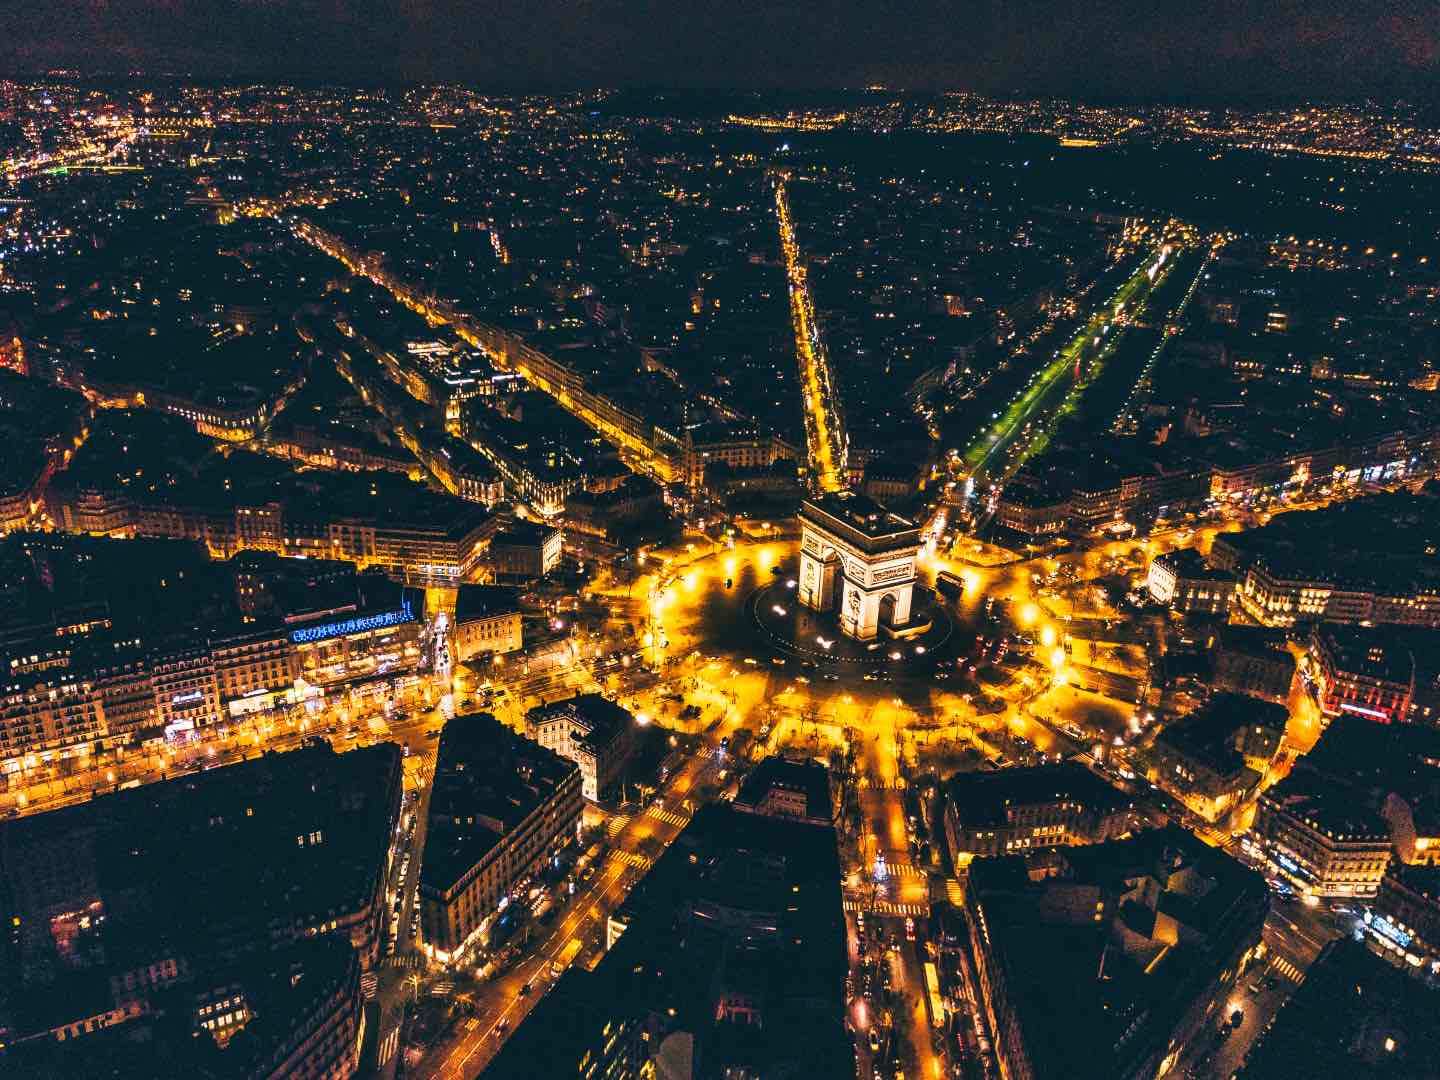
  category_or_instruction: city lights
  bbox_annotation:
[5,67,1436,1080]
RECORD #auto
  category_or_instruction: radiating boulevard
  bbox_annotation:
[292,221,687,486]
[961,242,1175,492]
[774,172,848,491]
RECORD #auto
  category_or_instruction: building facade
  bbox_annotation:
[1255,775,1393,898]
[1146,549,1237,617]
[525,693,635,803]
[1310,624,1417,725]
[1209,626,1296,704]
[1239,560,1440,630]
[46,485,496,587]
[944,763,1141,858]
[684,421,796,488]
[488,521,563,583]
[419,714,582,964]
[1370,863,1440,975]
[452,585,523,662]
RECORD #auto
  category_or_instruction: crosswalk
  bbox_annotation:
[857,777,907,791]
[886,862,927,882]
[613,850,653,870]
[1194,826,1233,849]
[845,898,929,918]
[605,814,631,841]
[1270,955,1305,983]
[382,953,424,970]
[944,879,965,906]
[646,805,690,829]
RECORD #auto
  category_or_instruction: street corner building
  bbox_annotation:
[417,712,583,965]
[943,761,1145,859]
[964,825,1269,1080]
[483,756,851,1080]
[524,691,637,803]
[0,740,401,1079]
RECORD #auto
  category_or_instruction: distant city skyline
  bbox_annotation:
[5,0,1438,104]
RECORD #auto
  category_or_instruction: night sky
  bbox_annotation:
[7,0,1439,101]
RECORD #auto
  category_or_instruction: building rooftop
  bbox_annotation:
[1302,714,1440,802]
[968,826,1268,1080]
[946,761,1133,827]
[800,489,920,550]
[1385,860,1440,904]
[0,934,360,1080]
[0,372,89,501]
[1237,938,1440,1080]
[1154,694,1282,777]
[491,518,561,546]
[1154,547,1231,581]
[1212,624,1293,658]
[483,798,850,1079]
[733,755,834,824]
[1222,491,1440,596]
[687,419,774,445]
[1316,623,1424,687]
[453,584,521,624]
[0,743,399,1003]
[420,712,578,893]
[1261,769,1393,842]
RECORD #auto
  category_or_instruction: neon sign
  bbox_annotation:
[289,599,415,644]
[1340,703,1392,721]
[1363,911,1412,949]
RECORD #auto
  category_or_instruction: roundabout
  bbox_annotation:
[747,576,957,669]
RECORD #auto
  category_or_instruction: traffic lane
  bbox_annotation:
[848,912,881,1079]
[857,710,911,861]
[889,922,942,1080]
[446,770,711,1074]
[426,752,724,1078]
[1265,897,1343,963]
[428,856,639,1079]
[1201,978,1291,1079]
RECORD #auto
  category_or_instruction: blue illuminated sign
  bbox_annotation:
[289,599,415,644]
[1363,911,1413,949]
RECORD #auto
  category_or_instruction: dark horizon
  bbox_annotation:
[13,70,1440,113]
[6,0,1438,106]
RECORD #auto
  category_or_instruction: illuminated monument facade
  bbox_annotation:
[798,491,920,641]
